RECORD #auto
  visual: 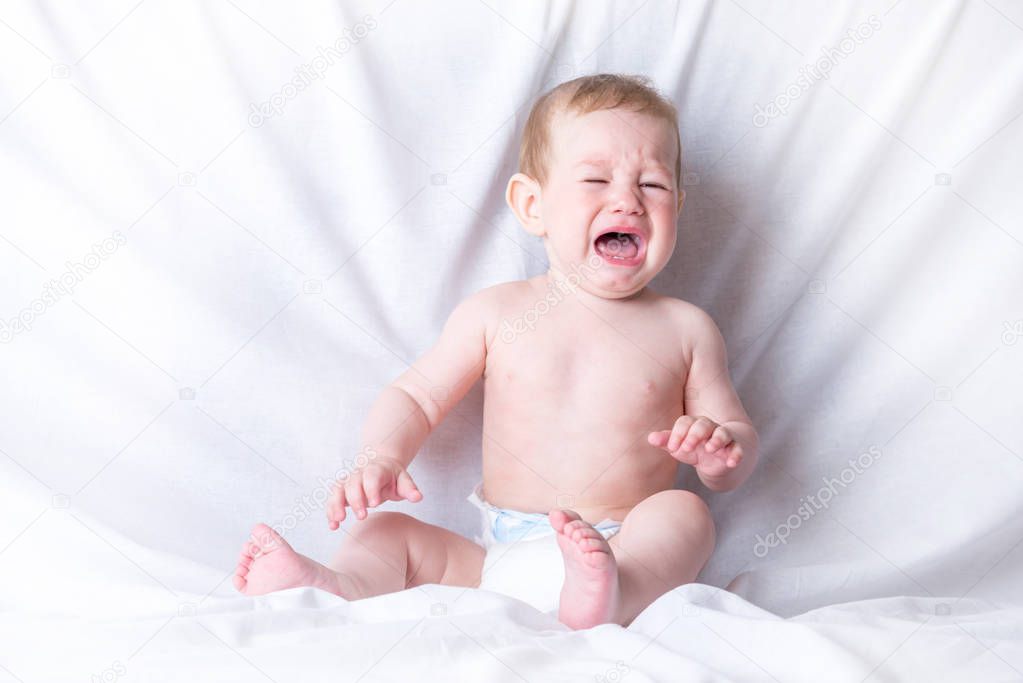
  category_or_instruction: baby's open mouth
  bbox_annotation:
[593,230,644,266]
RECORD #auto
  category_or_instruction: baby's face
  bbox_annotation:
[535,107,682,299]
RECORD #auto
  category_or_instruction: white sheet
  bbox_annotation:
[2,0,1022,680]
[1,485,1021,682]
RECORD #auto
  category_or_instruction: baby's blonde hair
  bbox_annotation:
[518,73,682,191]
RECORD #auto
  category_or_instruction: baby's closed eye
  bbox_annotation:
[582,178,667,190]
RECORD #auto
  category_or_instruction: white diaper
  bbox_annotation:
[466,481,623,614]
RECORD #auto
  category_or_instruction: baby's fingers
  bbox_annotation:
[647,430,672,448]
[396,469,423,502]
[667,417,696,452]
[705,442,743,469]
[678,417,716,452]
[327,482,347,529]
[725,444,744,468]
[362,469,387,507]
[650,427,697,464]
[704,425,733,454]
[348,482,368,520]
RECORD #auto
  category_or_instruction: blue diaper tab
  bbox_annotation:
[467,481,623,548]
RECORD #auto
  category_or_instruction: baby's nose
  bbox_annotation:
[608,187,644,214]
[611,201,642,216]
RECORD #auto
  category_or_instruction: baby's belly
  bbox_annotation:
[479,392,682,524]
[478,312,688,524]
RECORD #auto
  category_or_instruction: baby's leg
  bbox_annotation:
[609,490,715,625]
[551,489,714,629]
[233,512,484,600]
[326,511,485,598]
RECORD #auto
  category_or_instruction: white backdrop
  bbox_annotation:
[2,0,1022,679]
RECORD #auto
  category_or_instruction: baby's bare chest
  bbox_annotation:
[484,308,687,426]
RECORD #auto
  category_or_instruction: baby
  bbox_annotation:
[232,73,759,630]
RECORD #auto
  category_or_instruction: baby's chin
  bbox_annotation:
[585,278,651,300]
[543,245,662,299]
[574,265,657,300]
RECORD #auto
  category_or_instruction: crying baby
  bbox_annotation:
[232,73,758,629]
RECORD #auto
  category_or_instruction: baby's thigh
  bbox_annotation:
[404,517,485,589]
[336,511,484,590]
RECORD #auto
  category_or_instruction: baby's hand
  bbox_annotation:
[648,415,743,479]
[326,455,422,529]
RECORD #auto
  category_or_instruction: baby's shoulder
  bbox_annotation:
[460,279,532,311]
[647,292,714,329]
[649,295,728,371]
[450,280,533,344]
[646,293,723,361]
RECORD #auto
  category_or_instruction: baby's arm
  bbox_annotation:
[648,305,759,492]
[326,289,491,526]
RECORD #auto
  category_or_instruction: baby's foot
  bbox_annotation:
[233,523,352,597]
[550,509,620,629]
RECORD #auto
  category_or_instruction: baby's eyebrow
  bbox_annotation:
[573,158,672,174]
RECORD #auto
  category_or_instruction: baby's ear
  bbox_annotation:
[505,173,545,237]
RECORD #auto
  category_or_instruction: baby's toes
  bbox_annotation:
[550,508,582,532]
[232,563,250,591]
[567,527,600,549]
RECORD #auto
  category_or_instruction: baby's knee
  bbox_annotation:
[642,490,715,546]
[348,510,417,537]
